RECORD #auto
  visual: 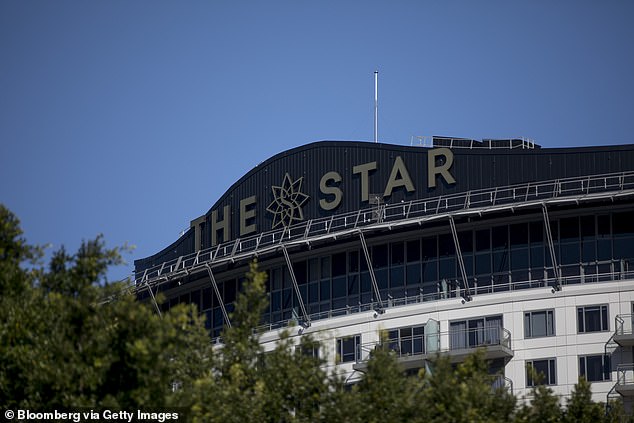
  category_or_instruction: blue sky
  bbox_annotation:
[1,1,633,281]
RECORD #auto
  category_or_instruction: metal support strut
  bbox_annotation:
[145,281,163,318]
[281,245,311,327]
[205,264,232,328]
[448,215,472,302]
[358,230,384,312]
[541,204,562,291]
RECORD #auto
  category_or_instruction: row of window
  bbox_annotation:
[527,355,611,386]
[525,305,610,338]
[151,210,633,335]
[335,334,612,386]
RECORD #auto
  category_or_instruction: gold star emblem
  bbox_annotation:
[266,173,310,229]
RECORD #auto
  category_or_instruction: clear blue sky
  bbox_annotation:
[2,1,634,282]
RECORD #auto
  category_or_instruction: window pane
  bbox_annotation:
[438,234,454,257]
[422,237,437,260]
[458,231,473,253]
[391,243,405,265]
[407,240,421,263]
[532,311,547,337]
[492,226,509,250]
[585,355,604,382]
[406,263,421,286]
[332,252,346,277]
[476,229,490,251]
[530,221,544,245]
[349,251,359,272]
[373,244,388,268]
[510,223,529,247]
[585,307,601,332]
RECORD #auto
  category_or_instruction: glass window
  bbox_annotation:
[613,211,634,237]
[336,335,361,363]
[386,325,425,356]
[224,279,237,303]
[560,217,580,241]
[511,249,529,270]
[391,242,405,265]
[299,342,320,359]
[372,244,388,268]
[524,310,555,338]
[510,223,529,247]
[321,256,331,278]
[422,237,437,260]
[597,215,610,238]
[293,260,307,284]
[202,287,212,310]
[320,279,330,301]
[271,268,281,291]
[438,233,454,257]
[475,229,490,251]
[492,225,509,250]
[577,305,609,333]
[309,258,319,281]
[406,240,420,263]
[475,253,491,275]
[458,231,473,253]
[348,274,359,297]
[390,267,404,288]
[580,216,595,240]
[530,221,544,245]
[348,251,359,273]
[579,355,611,382]
[526,358,557,386]
[450,315,502,350]
[332,252,346,277]
[332,276,346,299]
[406,263,421,286]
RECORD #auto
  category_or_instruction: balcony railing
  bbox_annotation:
[134,171,634,289]
[354,326,512,367]
[251,268,634,336]
[615,314,634,336]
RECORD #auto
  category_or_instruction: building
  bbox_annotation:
[134,137,634,406]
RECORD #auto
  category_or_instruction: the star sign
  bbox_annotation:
[266,173,310,229]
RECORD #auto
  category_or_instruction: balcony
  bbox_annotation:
[613,314,634,347]
[614,364,634,397]
[353,325,513,372]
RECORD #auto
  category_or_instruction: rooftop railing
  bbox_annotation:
[134,171,634,290]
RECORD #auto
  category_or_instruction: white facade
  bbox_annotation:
[260,276,634,405]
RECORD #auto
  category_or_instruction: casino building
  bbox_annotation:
[135,137,634,405]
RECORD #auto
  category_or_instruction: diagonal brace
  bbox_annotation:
[448,215,472,302]
[541,204,561,291]
[281,245,311,327]
[205,264,232,328]
[358,230,384,312]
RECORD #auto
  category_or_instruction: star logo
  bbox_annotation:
[266,173,310,229]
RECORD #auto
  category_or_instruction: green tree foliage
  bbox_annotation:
[1,204,630,422]
[564,377,605,423]
[0,205,212,410]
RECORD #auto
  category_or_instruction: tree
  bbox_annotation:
[0,204,212,410]
[3,203,632,422]
[564,377,605,423]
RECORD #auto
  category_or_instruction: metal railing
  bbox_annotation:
[355,326,512,365]
[616,364,634,387]
[615,314,634,336]
[249,268,634,336]
[134,171,634,290]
